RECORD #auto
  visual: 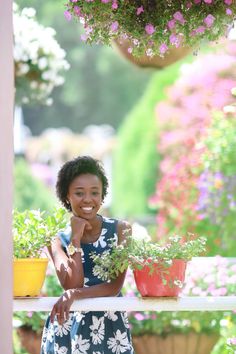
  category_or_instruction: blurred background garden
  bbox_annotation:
[13,0,236,353]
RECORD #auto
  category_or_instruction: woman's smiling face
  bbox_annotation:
[67,173,103,219]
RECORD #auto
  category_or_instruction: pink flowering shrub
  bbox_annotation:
[64,0,235,57]
[123,257,236,336]
[151,40,236,255]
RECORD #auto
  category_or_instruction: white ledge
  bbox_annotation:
[13,296,236,312]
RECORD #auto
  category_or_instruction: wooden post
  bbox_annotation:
[0,0,14,353]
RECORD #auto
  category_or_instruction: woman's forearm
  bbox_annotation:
[73,272,126,299]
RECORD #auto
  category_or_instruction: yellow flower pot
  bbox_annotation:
[13,258,48,297]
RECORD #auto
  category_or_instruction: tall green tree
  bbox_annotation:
[112,62,184,219]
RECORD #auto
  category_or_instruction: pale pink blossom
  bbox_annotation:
[127,47,133,54]
[203,0,213,3]
[224,0,232,4]
[80,34,88,41]
[204,14,215,27]
[112,2,118,9]
[173,11,185,25]
[159,43,168,54]
[64,10,72,21]
[145,23,155,35]
[167,19,176,30]
[136,6,144,15]
[74,6,82,16]
[110,21,119,32]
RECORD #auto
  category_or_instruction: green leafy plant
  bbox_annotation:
[64,0,235,57]
[13,208,68,258]
[90,234,206,283]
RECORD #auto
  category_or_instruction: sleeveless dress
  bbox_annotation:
[40,216,134,354]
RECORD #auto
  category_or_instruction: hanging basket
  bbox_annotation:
[17,326,42,354]
[113,40,191,69]
[132,333,219,354]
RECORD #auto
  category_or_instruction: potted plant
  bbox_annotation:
[13,207,67,297]
[64,0,235,61]
[123,256,236,354]
[91,234,206,297]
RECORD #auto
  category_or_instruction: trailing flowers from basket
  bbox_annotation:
[64,0,236,58]
[90,234,206,297]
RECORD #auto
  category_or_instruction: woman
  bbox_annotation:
[41,156,134,354]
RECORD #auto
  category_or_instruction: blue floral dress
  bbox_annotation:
[40,216,134,354]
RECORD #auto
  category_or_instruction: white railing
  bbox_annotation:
[13,258,236,313]
[13,296,236,312]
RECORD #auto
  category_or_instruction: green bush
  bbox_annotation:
[112,62,184,218]
[14,158,56,211]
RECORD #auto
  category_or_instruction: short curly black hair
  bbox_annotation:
[56,156,109,211]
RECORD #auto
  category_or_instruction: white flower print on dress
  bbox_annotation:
[84,277,90,287]
[120,312,129,329]
[93,228,108,248]
[89,315,105,345]
[54,343,68,354]
[74,311,85,323]
[102,217,115,223]
[104,311,118,321]
[72,334,90,354]
[55,316,73,337]
[107,330,131,354]
[42,325,54,344]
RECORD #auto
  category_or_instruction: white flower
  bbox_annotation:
[74,311,85,323]
[107,330,131,354]
[104,311,118,321]
[54,316,73,337]
[93,232,107,248]
[89,316,105,345]
[54,343,68,354]
[72,334,90,354]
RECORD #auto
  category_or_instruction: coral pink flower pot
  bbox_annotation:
[133,259,187,297]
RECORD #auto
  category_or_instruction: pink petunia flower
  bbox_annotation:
[136,6,144,15]
[173,11,185,25]
[194,0,201,3]
[204,14,215,27]
[112,1,118,9]
[64,10,72,21]
[145,23,155,35]
[101,0,110,3]
[159,43,168,54]
[226,8,233,15]
[127,47,133,54]
[110,21,119,32]
[224,0,232,4]
[167,19,176,30]
[74,6,82,16]
[203,0,213,3]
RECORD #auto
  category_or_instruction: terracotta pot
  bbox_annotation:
[113,40,191,69]
[17,326,42,354]
[133,259,187,297]
[133,333,219,354]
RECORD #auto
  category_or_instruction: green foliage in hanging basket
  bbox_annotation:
[64,0,235,57]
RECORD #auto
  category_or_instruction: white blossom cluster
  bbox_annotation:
[14,3,70,105]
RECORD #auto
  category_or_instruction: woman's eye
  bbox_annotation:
[76,192,83,197]
[92,192,100,196]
